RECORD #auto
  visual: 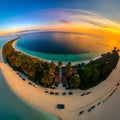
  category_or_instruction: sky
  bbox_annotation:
[1,0,120,36]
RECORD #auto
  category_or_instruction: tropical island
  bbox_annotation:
[2,38,119,90]
[1,37,120,120]
[1,1,120,120]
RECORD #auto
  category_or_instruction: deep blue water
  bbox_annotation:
[16,32,90,54]
[15,32,100,63]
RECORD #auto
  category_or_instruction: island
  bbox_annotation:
[2,39,119,90]
[1,38,120,120]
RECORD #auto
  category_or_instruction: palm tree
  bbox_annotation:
[83,67,92,85]
[50,61,56,73]
[66,62,73,81]
[41,69,55,88]
[91,69,100,82]
[58,61,63,84]
[69,74,80,88]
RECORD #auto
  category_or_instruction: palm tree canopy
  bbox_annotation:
[58,61,63,67]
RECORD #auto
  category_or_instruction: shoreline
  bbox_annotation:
[13,39,101,66]
[0,52,120,120]
[0,62,61,120]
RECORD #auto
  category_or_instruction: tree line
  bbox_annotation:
[59,47,119,90]
[2,39,56,88]
[68,47,119,90]
[2,39,119,90]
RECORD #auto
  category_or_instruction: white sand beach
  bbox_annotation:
[0,52,120,120]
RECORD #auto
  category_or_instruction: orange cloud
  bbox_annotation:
[1,9,120,37]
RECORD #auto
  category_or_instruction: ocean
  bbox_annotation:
[0,34,58,120]
[15,32,106,64]
[0,31,119,120]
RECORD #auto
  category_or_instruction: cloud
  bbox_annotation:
[58,20,73,24]
[18,29,39,33]
[1,8,120,36]
[64,9,120,30]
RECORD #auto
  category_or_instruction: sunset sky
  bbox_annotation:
[1,0,120,36]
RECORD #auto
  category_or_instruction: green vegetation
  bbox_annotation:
[57,61,63,83]
[66,62,73,81]
[69,74,80,88]
[2,39,119,90]
[77,47,119,90]
[2,39,56,88]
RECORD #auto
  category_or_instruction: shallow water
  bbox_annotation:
[0,35,19,49]
[0,34,58,120]
[0,70,58,120]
